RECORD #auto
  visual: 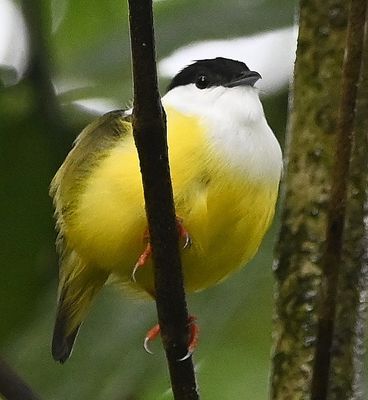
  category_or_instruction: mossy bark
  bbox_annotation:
[270,2,349,399]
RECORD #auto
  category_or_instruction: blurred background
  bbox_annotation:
[0,0,296,398]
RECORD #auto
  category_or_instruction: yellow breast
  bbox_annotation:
[66,107,280,295]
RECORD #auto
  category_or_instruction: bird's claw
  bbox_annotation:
[183,232,192,249]
[176,218,192,249]
[132,219,191,281]
[143,316,199,361]
[131,262,140,283]
[144,336,154,355]
[143,323,161,355]
[177,315,199,361]
[177,349,193,362]
[131,242,152,282]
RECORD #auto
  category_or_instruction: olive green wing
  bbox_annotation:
[51,244,108,363]
[50,109,133,227]
[50,110,132,363]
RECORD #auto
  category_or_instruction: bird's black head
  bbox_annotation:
[167,57,261,92]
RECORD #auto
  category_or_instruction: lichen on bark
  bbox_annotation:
[270,2,348,399]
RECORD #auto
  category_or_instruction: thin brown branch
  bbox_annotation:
[127,1,199,399]
[0,357,41,400]
[328,21,368,397]
[311,1,368,399]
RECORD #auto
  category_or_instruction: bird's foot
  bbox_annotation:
[176,217,192,249]
[131,218,191,282]
[131,242,152,282]
[143,315,199,361]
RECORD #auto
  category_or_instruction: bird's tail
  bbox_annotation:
[52,251,108,363]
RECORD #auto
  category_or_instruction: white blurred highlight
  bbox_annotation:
[51,0,69,33]
[53,78,94,95]
[72,98,121,115]
[0,0,29,86]
[159,26,298,95]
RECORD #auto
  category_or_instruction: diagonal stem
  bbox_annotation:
[0,357,42,400]
[126,1,199,399]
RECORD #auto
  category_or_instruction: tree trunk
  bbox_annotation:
[271,0,368,398]
[271,2,349,399]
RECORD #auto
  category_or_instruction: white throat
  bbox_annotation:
[162,84,283,184]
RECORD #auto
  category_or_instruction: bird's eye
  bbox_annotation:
[195,75,210,89]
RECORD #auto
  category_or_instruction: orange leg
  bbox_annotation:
[131,242,152,282]
[132,218,191,281]
[143,323,161,355]
[177,218,192,249]
[179,316,199,361]
[143,315,199,360]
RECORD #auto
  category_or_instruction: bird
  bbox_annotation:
[50,57,283,363]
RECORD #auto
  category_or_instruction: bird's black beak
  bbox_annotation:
[226,70,262,88]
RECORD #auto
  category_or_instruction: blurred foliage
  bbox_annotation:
[0,0,295,398]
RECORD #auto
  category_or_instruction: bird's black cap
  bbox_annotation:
[167,57,261,92]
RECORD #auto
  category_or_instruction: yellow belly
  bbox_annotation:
[66,108,279,295]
